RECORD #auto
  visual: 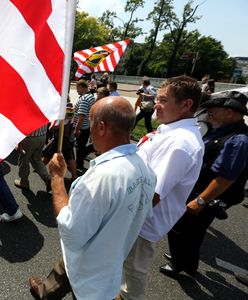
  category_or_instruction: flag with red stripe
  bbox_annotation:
[0,0,76,161]
[73,40,130,79]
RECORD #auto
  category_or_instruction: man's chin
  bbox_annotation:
[155,115,162,124]
[211,123,223,129]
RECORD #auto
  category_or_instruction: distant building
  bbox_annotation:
[233,57,248,77]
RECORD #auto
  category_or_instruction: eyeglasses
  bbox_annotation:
[207,108,227,118]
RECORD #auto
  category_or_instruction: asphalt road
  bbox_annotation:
[0,84,248,300]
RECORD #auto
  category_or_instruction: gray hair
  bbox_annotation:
[93,100,135,135]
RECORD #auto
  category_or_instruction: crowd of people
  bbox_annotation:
[0,73,248,299]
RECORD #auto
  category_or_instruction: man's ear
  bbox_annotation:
[182,98,193,111]
[97,121,106,136]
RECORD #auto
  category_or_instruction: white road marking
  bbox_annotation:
[216,257,248,274]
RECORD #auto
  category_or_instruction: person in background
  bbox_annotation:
[81,87,111,160]
[206,79,215,94]
[202,77,215,94]
[14,124,51,192]
[42,102,77,182]
[119,75,204,300]
[195,92,211,137]
[109,82,120,96]
[88,73,97,94]
[201,75,209,92]
[73,80,95,172]
[28,96,156,300]
[96,86,110,100]
[0,168,23,222]
[133,76,157,133]
[100,72,109,87]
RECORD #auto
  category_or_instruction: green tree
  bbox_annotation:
[165,0,200,77]
[71,11,111,78]
[122,0,144,40]
[119,42,147,75]
[137,0,174,76]
[73,11,111,54]
[149,29,200,77]
[193,36,236,80]
[147,29,235,81]
[98,10,122,40]
[99,0,144,41]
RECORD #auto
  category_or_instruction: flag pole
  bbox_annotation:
[57,0,77,152]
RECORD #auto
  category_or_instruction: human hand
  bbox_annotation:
[16,142,26,155]
[73,128,80,137]
[186,199,204,215]
[48,153,67,179]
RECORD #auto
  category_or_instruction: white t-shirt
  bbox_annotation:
[138,118,204,242]
[57,144,156,300]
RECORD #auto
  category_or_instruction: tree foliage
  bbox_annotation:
[73,1,237,81]
[193,36,236,80]
[165,0,201,77]
[137,0,174,75]
[123,0,145,40]
[99,0,144,41]
[73,11,111,53]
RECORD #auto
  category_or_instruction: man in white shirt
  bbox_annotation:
[133,77,157,133]
[119,75,204,300]
[29,97,156,300]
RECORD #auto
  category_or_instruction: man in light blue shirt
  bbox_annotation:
[28,97,156,300]
[109,82,120,96]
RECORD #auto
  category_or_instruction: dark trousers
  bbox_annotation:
[0,169,19,216]
[134,110,154,133]
[167,206,216,273]
[75,128,90,168]
[36,259,117,300]
[35,259,76,300]
[82,143,95,160]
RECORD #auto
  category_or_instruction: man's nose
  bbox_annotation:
[154,101,160,108]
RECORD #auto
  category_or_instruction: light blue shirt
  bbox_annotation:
[109,90,120,96]
[57,144,156,300]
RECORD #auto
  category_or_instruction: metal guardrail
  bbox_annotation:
[71,75,247,93]
[112,75,246,93]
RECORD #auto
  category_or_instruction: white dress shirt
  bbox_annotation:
[138,118,204,242]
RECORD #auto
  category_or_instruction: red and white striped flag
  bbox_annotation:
[73,40,130,79]
[0,0,77,161]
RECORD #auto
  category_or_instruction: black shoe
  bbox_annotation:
[242,200,248,208]
[160,263,180,278]
[46,179,51,193]
[160,263,196,278]
[163,253,172,261]
[215,206,228,220]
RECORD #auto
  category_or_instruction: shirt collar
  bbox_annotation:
[204,120,245,141]
[90,144,137,167]
[157,118,198,134]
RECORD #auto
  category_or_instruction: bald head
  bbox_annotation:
[91,96,136,134]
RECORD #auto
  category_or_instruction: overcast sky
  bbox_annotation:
[78,0,248,57]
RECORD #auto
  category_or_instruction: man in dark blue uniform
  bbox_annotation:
[160,90,248,277]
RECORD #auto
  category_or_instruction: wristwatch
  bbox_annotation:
[196,196,206,206]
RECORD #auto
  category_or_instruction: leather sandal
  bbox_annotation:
[29,276,42,299]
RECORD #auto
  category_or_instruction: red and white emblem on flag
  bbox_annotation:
[73,40,130,79]
[0,0,76,161]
